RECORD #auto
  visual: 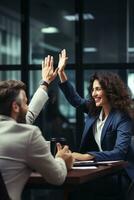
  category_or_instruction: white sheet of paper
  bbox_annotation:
[97,160,123,164]
[74,160,94,164]
[72,166,97,169]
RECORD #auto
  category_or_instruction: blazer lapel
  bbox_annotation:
[101,110,115,142]
[81,115,98,144]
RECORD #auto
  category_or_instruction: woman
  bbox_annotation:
[57,49,134,199]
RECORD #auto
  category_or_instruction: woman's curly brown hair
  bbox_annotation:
[87,71,133,116]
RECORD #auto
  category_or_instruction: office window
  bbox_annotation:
[128,0,134,62]
[83,0,126,63]
[0,0,21,64]
[29,70,42,98]
[30,0,75,64]
[0,71,21,80]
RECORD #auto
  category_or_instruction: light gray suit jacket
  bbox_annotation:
[0,87,67,200]
[26,87,49,124]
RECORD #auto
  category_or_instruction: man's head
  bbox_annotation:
[0,80,28,123]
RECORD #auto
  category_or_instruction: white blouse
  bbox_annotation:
[93,109,108,151]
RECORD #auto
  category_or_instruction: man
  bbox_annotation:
[0,56,73,200]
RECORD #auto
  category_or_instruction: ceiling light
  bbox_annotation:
[41,27,59,34]
[83,47,97,52]
[64,13,94,21]
[64,14,79,21]
[83,14,94,20]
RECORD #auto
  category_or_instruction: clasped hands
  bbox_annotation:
[55,143,94,170]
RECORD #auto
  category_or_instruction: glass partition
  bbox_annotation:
[128,0,134,62]
[0,71,21,80]
[0,0,21,64]
[83,0,126,63]
[30,0,75,64]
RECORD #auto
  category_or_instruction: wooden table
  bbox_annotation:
[25,161,127,200]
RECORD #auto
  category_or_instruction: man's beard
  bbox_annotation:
[16,107,26,123]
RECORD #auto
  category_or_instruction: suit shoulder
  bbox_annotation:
[15,123,41,136]
[113,110,132,122]
[16,122,39,129]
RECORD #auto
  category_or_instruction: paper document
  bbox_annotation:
[73,160,123,167]
[74,160,94,164]
[72,166,97,170]
[74,160,97,167]
[97,160,123,164]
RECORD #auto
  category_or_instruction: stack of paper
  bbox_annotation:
[72,160,123,169]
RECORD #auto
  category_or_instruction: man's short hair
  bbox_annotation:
[0,80,26,116]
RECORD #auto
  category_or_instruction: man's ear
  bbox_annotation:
[12,101,20,113]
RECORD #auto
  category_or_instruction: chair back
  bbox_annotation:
[127,136,134,199]
[127,181,134,200]
[0,172,11,200]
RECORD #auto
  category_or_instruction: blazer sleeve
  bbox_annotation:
[26,87,49,124]
[26,126,67,185]
[88,115,133,161]
[59,80,89,113]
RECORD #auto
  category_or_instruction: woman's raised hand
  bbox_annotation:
[58,49,68,73]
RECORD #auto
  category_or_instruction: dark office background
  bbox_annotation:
[0,0,134,151]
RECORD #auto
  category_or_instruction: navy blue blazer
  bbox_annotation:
[59,80,134,180]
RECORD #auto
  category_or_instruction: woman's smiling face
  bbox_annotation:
[92,79,109,108]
